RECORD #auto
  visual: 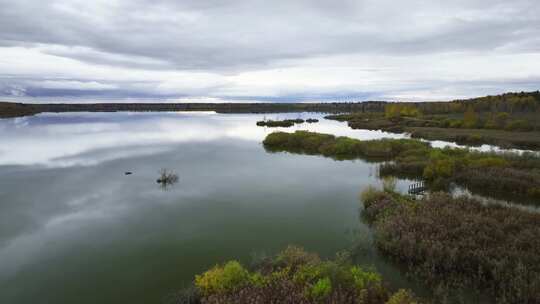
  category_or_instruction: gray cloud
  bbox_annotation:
[0,0,539,101]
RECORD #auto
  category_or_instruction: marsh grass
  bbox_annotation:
[325,112,540,149]
[263,131,428,160]
[264,131,540,201]
[360,189,540,304]
[381,177,397,193]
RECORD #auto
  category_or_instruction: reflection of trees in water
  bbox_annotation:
[157,168,179,190]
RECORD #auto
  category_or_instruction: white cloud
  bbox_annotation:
[0,0,539,101]
[36,80,117,90]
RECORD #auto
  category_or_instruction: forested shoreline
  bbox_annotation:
[3,91,540,149]
[1,91,539,118]
[0,101,388,118]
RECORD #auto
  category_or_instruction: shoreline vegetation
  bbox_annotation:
[176,246,420,304]
[2,91,539,150]
[360,188,540,303]
[324,91,540,149]
[256,118,319,127]
[174,130,540,303]
[325,113,540,150]
[263,131,540,201]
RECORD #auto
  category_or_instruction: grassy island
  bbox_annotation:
[360,188,540,303]
[256,119,305,127]
[256,120,297,127]
[177,246,419,304]
[256,118,319,127]
[263,131,540,200]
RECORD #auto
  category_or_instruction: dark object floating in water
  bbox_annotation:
[125,172,133,175]
[306,118,319,123]
[157,168,179,189]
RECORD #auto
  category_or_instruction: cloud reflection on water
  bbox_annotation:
[0,112,407,167]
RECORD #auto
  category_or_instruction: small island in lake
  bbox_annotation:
[256,118,319,127]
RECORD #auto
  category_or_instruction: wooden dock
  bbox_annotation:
[408,181,426,195]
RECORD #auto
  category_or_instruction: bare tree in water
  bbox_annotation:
[157,168,179,190]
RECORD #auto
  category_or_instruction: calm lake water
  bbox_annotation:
[0,111,509,303]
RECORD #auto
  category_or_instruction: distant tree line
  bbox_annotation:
[0,102,40,118]
[0,101,388,118]
[409,91,540,115]
[1,91,539,119]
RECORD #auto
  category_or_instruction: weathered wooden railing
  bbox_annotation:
[408,181,426,195]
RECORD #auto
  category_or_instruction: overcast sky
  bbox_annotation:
[1,0,539,103]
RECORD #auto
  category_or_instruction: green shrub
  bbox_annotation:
[448,119,463,128]
[360,185,380,205]
[467,134,483,144]
[469,157,508,168]
[350,266,381,289]
[527,187,540,197]
[192,246,408,303]
[382,176,397,193]
[293,263,325,285]
[484,118,497,129]
[309,277,332,301]
[386,289,418,304]
[334,137,361,156]
[494,112,510,125]
[423,159,454,180]
[249,272,267,287]
[505,119,533,131]
[276,245,321,269]
[194,261,250,295]
[361,190,402,223]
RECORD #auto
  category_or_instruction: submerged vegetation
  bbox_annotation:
[360,189,540,303]
[263,131,540,200]
[179,246,419,304]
